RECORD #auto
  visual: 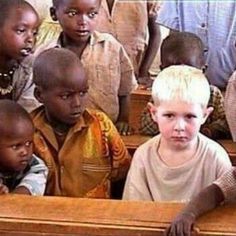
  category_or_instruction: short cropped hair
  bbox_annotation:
[33,48,83,89]
[161,31,205,68]
[152,65,210,108]
[0,100,33,134]
[0,0,37,27]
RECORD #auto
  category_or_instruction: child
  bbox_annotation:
[0,0,41,112]
[0,99,48,195]
[122,65,231,202]
[164,167,236,236]
[139,32,230,140]
[32,47,131,198]
[96,0,161,86]
[34,0,137,136]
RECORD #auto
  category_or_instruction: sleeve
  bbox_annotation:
[214,167,236,202]
[16,155,48,196]
[156,0,180,30]
[14,58,41,113]
[139,104,159,135]
[118,45,137,96]
[100,112,131,181]
[225,71,236,141]
[202,85,230,139]
[122,149,152,201]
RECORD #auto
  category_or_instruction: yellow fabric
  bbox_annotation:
[31,106,131,198]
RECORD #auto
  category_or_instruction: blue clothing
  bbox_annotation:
[157,1,236,89]
[0,155,48,195]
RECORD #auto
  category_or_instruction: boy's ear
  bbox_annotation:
[50,7,58,21]
[34,86,44,103]
[202,106,214,124]
[148,102,158,123]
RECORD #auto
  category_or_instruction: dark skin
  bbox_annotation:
[0,4,39,73]
[0,118,34,195]
[51,0,133,135]
[164,183,224,236]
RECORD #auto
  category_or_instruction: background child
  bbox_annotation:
[122,65,231,202]
[32,47,131,198]
[0,99,48,195]
[140,32,230,140]
[35,0,137,136]
[164,167,236,236]
[96,0,161,86]
[0,0,41,112]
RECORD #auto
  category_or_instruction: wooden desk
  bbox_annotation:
[1,195,236,235]
[130,87,151,133]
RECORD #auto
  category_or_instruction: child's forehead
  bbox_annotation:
[158,100,204,112]
[57,0,101,9]
[5,5,39,25]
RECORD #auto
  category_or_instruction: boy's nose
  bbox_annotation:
[71,94,81,107]
[19,146,28,157]
[76,14,87,25]
[174,118,185,131]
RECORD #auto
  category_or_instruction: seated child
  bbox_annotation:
[139,32,230,139]
[164,167,236,236]
[32,47,131,198]
[34,0,137,136]
[0,0,41,112]
[122,65,231,202]
[0,100,48,195]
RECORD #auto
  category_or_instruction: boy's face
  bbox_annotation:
[37,64,88,127]
[0,5,39,62]
[0,119,34,173]
[150,100,211,149]
[51,0,100,44]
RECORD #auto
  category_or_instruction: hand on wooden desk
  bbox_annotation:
[115,121,134,136]
[0,179,9,195]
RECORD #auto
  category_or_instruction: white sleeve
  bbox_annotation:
[17,155,48,196]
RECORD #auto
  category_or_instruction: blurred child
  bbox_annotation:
[0,0,40,111]
[32,47,131,198]
[0,100,47,195]
[96,0,161,86]
[164,167,236,236]
[122,65,231,201]
[35,0,137,136]
[140,32,230,139]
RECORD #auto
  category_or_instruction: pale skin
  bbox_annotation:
[148,100,213,167]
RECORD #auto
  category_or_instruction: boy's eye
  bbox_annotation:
[185,114,197,120]
[25,141,32,147]
[16,28,25,34]
[67,11,77,17]
[11,144,20,150]
[164,114,174,118]
[79,91,87,97]
[60,94,69,100]
[88,11,98,19]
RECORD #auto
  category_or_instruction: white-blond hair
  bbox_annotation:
[152,65,210,107]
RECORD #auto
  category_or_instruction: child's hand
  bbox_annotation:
[0,179,9,195]
[116,122,134,136]
[164,212,197,236]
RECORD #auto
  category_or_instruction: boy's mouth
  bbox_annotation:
[75,30,90,37]
[20,47,33,57]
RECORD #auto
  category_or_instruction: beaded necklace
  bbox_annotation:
[0,66,17,97]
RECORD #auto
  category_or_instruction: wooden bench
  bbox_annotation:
[1,195,236,235]
[122,134,236,165]
[129,86,151,133]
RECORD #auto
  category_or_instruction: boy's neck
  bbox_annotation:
[61,33,89,59]
[157,136,199,167]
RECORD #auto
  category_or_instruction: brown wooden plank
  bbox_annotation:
[0,195,236,235]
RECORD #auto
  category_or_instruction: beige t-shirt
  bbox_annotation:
[123,134,231,202]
